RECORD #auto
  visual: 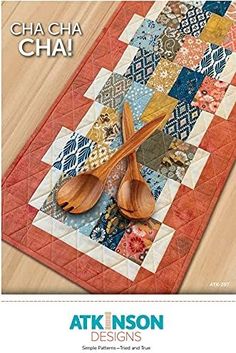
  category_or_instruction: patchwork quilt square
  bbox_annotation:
[147,58,182,94]
[141,91,178,123]
[87,107,121,147]
[90,199,130,251]
[81,142,115,171]
[141,166,167,200]
[200,13,233,46]
[116,219,161,265]
[157,139,197,182]
[137,129,197,183]
[137,130,174,171]
[178,6,211,37]
[174,35,209,70]
[125,82,154,128]
[95,73,132,109]
[202,1,231,16]
[196,43,232,79]
[130,18,166,52]
[124,48,160,85]
[154,27,185,61]
[192,76,229,113]
[53,132,96,176]
[156,1,191,29]
[169,67,205,103]
[163,101,202,141]
[222,22,236,52]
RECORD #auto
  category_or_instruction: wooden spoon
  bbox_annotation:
[117,102,155,220]
[57,107,168,214]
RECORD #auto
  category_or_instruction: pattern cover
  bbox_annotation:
[2,1,236,294]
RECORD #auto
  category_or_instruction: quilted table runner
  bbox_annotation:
[3,1,236,293]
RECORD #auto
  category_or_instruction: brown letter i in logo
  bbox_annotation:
[105,312,111,330]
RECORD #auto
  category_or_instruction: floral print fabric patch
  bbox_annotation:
[157,139,197,182]
[157,1,191,29]
[174,35,208,69]
[116,219,161,265]
[192,76,229,113]
[90,199,130,251]
[147,58,182,94]
[130,18,166,52]
[87,107,121,147]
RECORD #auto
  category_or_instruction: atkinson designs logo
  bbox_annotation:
[69,312,164,342]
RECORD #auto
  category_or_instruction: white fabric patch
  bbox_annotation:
[146,1,168,21]
[152,179,180,222]
[29,167,61,210]
[186,111,213,147]
[216,85,236,120]
[113,45,139,75]
[84,68,112,100]
[75,101,104,135]
[42,127,73,166]
[219,52,236,83]
[119,14,144,44]
[182,148,210,189]
[142,223,175,273]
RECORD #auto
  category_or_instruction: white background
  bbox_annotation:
[0,294,236,353]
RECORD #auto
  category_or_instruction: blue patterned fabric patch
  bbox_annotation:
[125,82,154,129]
[110,134,123,150]
[202,1,231,16]
[130,18,166,52]
[141,166,167,200]
[64,192,111,233]
[90,198,129,251]
[163,101,202,141]
[124,48,160,85]
[53,132,96,176]
[178,6,211,37]
[195,43,232,79]
[95,73,132,109]
[169,67,205,103]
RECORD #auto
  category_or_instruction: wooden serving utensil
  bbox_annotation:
[57,107,168,214]
[117,102,155,220]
